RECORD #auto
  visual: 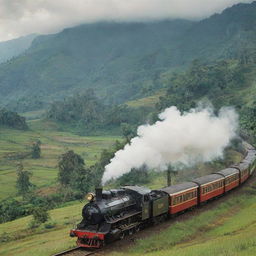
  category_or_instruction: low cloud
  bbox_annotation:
[0,0,253,41]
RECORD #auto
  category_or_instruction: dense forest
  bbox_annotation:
[156,59,256,142]
[0,34,37,64]
[1,2,256,111]
[46,89,151,133]
[0,108,28,130]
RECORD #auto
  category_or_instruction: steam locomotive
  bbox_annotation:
[70,143,256,248]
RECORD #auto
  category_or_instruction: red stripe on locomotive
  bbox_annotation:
[70,229,105,248]
[70,229,105,240]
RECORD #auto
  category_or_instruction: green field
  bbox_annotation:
[0,119,121,200]
[0,201,84,256]
[125,89,166,108]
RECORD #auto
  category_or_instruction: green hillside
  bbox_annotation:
[0,20,193,111]
[0,34,37,64]
[1,2,256,112]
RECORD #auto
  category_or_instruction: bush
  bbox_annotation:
[0,232,11,243]
[32,207,49,224]
[0,199,26,223]
[28,219,40,229]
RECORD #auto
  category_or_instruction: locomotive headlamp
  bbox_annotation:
[86,193,95,201]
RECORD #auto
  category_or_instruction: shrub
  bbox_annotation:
[32,207,49,224]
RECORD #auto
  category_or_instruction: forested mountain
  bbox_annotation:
[0,2,256,112]
[0,34,37,64]
[0,108,28,130]
[46,89,149,133]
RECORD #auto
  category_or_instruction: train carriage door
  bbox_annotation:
[142,194,150,220]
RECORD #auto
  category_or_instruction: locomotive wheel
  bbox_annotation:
[119,232,125,240]
[128,229,134,236]
[135,226,140,233]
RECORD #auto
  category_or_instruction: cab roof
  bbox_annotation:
[215,167,239,177]
[192,174,223,185]
[161,182,198,195]
[123,185,151,195]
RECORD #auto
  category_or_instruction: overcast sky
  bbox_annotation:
[0,0,253,42]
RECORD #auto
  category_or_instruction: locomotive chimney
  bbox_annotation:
[95,188,103,201]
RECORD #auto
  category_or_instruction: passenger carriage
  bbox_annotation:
[161,182,198,214]
[234,161,250,183]
[244,151,256,175]
[192,174,225,203]
[215,168,240,192]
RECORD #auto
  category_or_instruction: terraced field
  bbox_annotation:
[0,119,120,199]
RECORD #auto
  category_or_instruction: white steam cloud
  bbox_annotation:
[102,106,238,184]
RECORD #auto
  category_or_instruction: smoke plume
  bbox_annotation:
[102,106,238,184]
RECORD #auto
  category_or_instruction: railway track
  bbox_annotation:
[52,247,97,256]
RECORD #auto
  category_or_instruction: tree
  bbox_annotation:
[0,199,26,223]
[121,123,136,143]
[58,150,94,195]
[16,163,33,197]
[116,165,149,186]
[32,206,49,223]
[29,206,49,228]
[71,166,94,194]
[0,108,28,130]
[166,165,178,186]
[58,150,85,186]
[31,140,41,159]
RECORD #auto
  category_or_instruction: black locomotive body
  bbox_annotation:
[70,186,169,247]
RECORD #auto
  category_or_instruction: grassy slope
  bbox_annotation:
[125,89,166,108]
[0,201,84,256]
[0,119,120,200]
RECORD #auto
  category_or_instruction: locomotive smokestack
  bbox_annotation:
[96,188,103,201]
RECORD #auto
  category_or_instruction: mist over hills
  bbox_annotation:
[0,34,37,64]
[0,1,255,112]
